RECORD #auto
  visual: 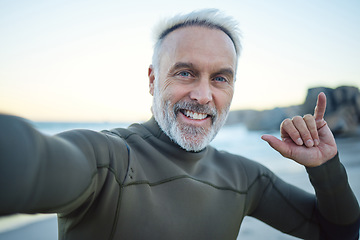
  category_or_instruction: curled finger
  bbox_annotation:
[292,116,314,147]
[280,118,303,145]
[303,114,319,146]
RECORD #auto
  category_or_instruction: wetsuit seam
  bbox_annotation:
[272,181,315,222]
[123,132,139,139]
[108,185,123,240]
[123,175,247,195]
[102,133,130,240]
[111,124,167,141]
[247,173,269,191]
[285,200,318,235]
[36,130,103,214]
[53,169,102,215]
[286,216,312,236]
[140,132,154,140]
[249,173,316,233]
[236,157,250,218]
[96,150,127,240]
[106,129,146,141]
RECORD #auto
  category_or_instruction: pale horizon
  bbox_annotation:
[1,0,359,122]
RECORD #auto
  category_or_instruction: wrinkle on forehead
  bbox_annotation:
[161,26,237,60]
[159,26,237,75]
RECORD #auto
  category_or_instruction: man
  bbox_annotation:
[0,9,359,240]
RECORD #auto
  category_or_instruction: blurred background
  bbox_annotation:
[1,0,359,122]
[0,1,359,239]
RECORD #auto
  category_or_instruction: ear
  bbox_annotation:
[148,65,155,96]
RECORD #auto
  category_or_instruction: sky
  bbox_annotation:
[0,0,359,122]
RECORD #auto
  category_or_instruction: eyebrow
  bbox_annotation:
[170,62,196,72]
[170,62,234,78]
[212,68,234,80]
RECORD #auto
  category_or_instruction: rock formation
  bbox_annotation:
[226,86,360,136]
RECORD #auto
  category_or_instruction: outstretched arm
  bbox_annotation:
[261,92,337,167]
[0,114,98,215]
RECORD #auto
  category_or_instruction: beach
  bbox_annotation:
[0,124,359,240]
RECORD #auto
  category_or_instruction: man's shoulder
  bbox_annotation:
[103,122,152,140]
[209,146,274,178]
[56,128,129,159]
[208,145,253,164]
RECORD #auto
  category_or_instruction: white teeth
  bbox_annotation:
[184,110,207,120]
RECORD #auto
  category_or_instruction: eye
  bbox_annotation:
[214,76,227,82]
[178,71,191,77]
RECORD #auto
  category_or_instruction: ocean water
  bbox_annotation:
[31,121,130,136]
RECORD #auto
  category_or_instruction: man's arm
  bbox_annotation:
[306,153,360,239]
[0,114,101,215]
[261,93,360,238]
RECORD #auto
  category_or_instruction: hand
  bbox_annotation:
[261,92,337,167]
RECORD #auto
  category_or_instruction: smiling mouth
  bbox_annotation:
[180,109,210,120]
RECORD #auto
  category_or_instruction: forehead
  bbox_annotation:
[160,26,237,68]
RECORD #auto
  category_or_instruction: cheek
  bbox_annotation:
[214,88,234,110]
[161,81,190,103]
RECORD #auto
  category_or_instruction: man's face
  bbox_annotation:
[149,26,237,152]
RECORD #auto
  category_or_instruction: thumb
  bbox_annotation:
[261,134,290,158]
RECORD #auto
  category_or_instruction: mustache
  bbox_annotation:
[173,100,217,120]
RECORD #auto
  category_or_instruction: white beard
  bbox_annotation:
[151,80,230,152]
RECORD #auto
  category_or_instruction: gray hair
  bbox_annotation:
[151,8,242,76]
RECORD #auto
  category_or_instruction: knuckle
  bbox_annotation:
[282,118,295,128]
[282,118,291,123]
[292,116,302,123]
[302,132,312,140]
[281,118,291,127]
[303,114,313,120]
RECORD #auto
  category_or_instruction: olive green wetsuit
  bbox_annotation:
[0,115,359,239]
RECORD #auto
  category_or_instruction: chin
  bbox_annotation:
[170,122,215,152]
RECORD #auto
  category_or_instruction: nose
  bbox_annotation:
[189,79,213,105]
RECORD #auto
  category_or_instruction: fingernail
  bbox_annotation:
[306,139,314,147]
[314,139,320,146]
[296,138,303,145]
